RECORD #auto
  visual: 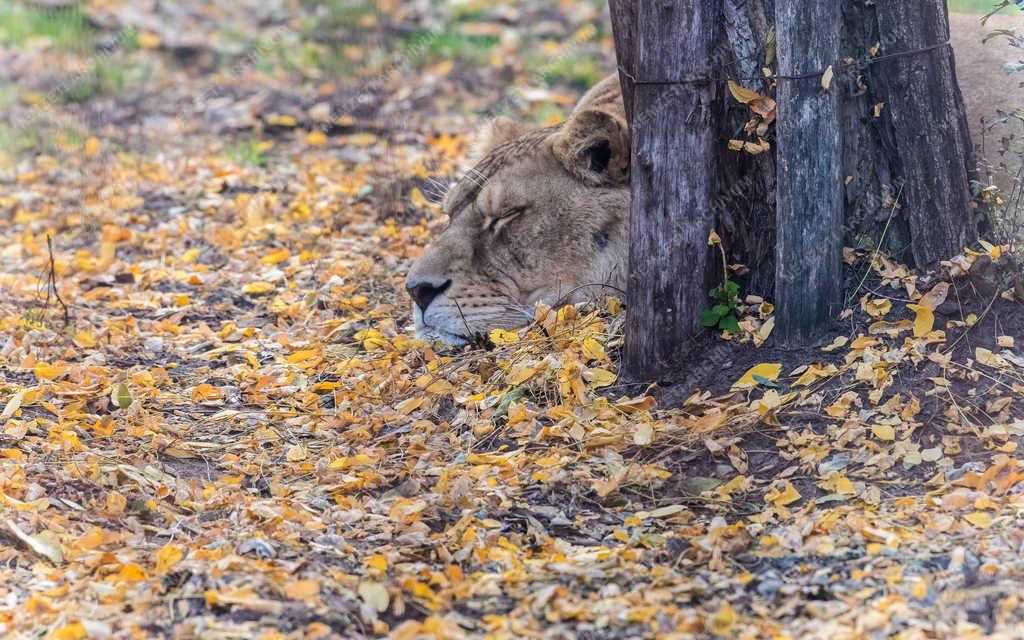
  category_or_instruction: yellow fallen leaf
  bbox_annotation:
[267,114,297,127]
[137,30,162,49]
[976,347,1010,368]
[581,337,607,361]
[395,396,427,414]
[708,602,737,637]
[261,248,291,265]
[358,581,390,612]
[119,563,146,581]
[728,80,762,104]
[191,384,223,402]
[872,424,896,441]
[243,281,275,295]
[908,303,934,338]
[963,511,993,528]
[765,481,801,507]
[644,504,687,519]
[911,577,928,600]
[284,579,320,600]
[754,389,781,415]
[33,363,67,380]
[868,319,913,337]
[792,363,838,387]
[919,282,950,310]
[821,65,834,90]
[819,474,855,495]
[583,367,616,388]
[821,336,848,352]
[850,335,881,349]
[83,137,101,157]
[506,365,538,385]
[106,491,127,515]
[366,554,388,572]
[205,586,283,614]
[50,623,87,640]
[861,298,892,319]
[73,330,97,348]
[156,544,184,575]
[755,316,775,345]
[286,444,307,462]
[286,349,319,364]
[716,475,749,499]
[633,422,653,446]
[410,187,433,209]
[733,363,782,389]
[328,453,374,470]
[489,328,519,346]
[4,519,62,564]
[1,389,26,420]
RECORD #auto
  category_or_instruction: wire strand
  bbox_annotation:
[619,40,952,85]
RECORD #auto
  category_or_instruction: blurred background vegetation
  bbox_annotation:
[0,1,1018,180]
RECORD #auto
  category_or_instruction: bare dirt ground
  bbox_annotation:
[950,11,1024,189]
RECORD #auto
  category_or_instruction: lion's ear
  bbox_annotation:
[470,116,530,160]
[553,107,630,186]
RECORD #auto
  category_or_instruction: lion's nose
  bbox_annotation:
[406,278,452,312]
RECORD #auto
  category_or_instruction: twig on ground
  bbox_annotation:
[45,234,70,326]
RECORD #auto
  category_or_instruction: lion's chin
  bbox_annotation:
[415,327,469,346]
[412,306,469,346]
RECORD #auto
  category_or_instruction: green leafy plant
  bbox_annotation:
[225,138,269,167]
[700,279,741,333]
[700,229,742,334]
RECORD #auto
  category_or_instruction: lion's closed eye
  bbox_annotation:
[484,205,528,234]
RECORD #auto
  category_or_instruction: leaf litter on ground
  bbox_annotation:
[1,1,1024,639]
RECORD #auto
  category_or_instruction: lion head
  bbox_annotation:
[405,75,630,344]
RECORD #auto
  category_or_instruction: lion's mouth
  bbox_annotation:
[411,306,470,346]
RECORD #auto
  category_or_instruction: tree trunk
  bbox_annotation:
[872,1,977,266]
[840,1,978,266]
[609,0,979,366]
[717,0,776,297]
[608,0,636,122]
[773,0,843,345]
[619,0,722,381]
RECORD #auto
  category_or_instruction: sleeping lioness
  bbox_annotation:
[405,75,630,344]
[406,17,1023,344]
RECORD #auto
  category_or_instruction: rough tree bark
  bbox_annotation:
[608,0,635,122]
[872,2,977,266]
[610,0,979,369]
[773,0,843,346]
[619,0,722,380]
[839,1,979,266]
[717,0,776,296]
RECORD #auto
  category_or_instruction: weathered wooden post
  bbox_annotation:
[608,0,636,122]
[874,0,975,267]
[611,0,723,380]
[608,0,978,365]
[773,1,844,346]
